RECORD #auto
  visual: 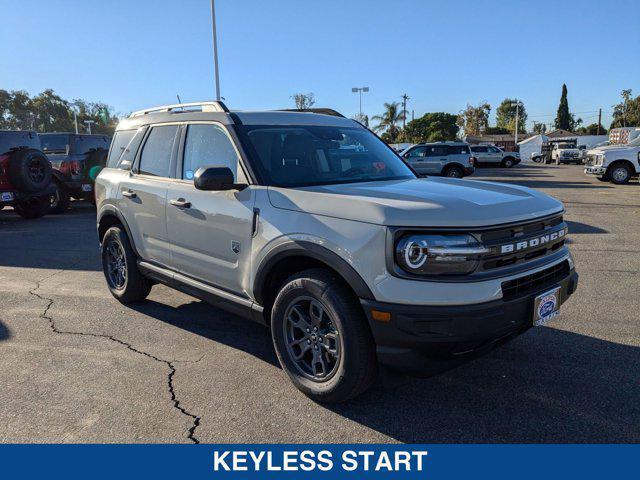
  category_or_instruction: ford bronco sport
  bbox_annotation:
[96,102,578,402]
[0,130,54,218]
[40,132,111,213]
[400,142,475,178]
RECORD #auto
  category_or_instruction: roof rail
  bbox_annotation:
[277,108,345,118]
[129,101,229,117]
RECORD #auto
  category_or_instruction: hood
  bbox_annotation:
[590,144,637,154]
[267,177,563,227]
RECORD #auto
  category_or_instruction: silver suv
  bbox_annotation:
[400,142,475,177]
[96,102,578,402]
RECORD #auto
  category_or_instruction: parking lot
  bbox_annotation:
[0,164,638,443]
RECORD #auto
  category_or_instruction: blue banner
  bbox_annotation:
[0,444,636,479]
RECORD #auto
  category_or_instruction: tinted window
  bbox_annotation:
[107,129,145,170]
[406,146,427,158]
[471,146,487,153]
[488,146,501,153]
[40,134,69,154]
[74,135,110,154]
[139,125,178,177]
[447,144,470,155]
[425,145,448,157]
[240,125,414,187]
[183,124,239,180]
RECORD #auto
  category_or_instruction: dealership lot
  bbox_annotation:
[0,164,638,443]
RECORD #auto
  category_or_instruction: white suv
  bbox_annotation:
[96,102,578,402]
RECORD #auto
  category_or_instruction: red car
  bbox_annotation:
[0,130,54,219]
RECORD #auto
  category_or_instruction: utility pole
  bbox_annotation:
[73,110,78,134]
[401,93,409,130]
[510,100,522,145]
[210,0,221,101]
[597,108,602,135]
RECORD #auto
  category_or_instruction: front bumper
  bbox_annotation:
[585,166,606,176]
[360,267,578,372]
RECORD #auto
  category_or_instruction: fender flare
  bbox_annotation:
[253,241,375,304]
[97,204,140,256]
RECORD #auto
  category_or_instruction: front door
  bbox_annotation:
[118,124,180,267]
[166,123,255,295]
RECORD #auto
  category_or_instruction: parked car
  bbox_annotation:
[0,130,54,218]
[551,142,582,165]
[40,133,111,213]
[96,101,578,402]
[470,145,520,168]
[400,142,475,177]
[584,136,640,184]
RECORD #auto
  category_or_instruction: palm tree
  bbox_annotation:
[372,102,406,141]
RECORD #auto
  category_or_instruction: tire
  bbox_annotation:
[443,165,464,178]
[13,196,50,219]
[101,226,151,303]
[48,181,71,214]
[608,163,632,185]
[502,157,515,168]
[8,149,52,193]
[271,268,377,403]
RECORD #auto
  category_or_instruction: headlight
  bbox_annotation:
[395,233,489,276]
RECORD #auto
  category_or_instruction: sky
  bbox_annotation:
[1,0,639,130]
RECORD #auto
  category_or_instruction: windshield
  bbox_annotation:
[239,125,415,187]
[74,136,110,154]
[627,137,640,147]
[40,134,69,154]
[557,143,575,149]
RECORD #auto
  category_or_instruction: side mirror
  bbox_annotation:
[194,166,239,191]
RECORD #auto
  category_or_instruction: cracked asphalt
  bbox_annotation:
[0,164,639,443]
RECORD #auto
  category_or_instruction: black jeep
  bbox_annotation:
[0,130,54,219]
[40,133,111,213]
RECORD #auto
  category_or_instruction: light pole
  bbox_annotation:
[210,0,221,101]
[510,100,523,146]
[83,120,95,135]
[401,93,409,130]
[351,87,369,118]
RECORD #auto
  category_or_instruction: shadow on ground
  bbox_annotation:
[131,297,639,443]
[0,320,10,341]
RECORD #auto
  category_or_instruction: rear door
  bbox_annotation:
[118,124,179,267]
[165,122,255,295]
[471,146,489,164]
[424,145,448,173]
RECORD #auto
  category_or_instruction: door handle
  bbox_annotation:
[122,189,137,198]
[169,198,191,208]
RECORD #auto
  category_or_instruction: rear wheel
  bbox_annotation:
[443,165,464,178]
[609,164,632,185]
[49,182,71,214]
[502,157,515,168]
[101,226,151,303]
[271,268,377,403]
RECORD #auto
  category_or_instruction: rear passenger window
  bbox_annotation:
[426,146,448,157]
[182,124,241,180]
[447,145,470,155]
[139,125,178,177]
[107,129,145,169]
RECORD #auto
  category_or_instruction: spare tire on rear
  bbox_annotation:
[8,148,52,192]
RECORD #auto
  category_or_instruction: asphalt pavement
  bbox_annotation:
[1,163,638,443]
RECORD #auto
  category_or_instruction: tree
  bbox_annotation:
[611,89,640,128]
[496,98,527,134]
[553,84,583,131]
[31,89,73,132]
[291,92,315,110]
[404,112,459,143]
[575,123,607,135]
[352,113,369,127]
[372,102,406,143]
[456,102,490,136]
[532,122,547,134]
[484,126,510,135]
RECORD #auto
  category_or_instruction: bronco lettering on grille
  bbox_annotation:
[500,228,567,254]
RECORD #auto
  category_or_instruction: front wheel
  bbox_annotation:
[608,164,632,185]
[502,157,515,168]
[271,269,377,403]
[49,182,71,214]
[101,226,151,303]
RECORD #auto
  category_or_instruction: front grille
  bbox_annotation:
[501,260,569,300]
[476,214,566,271]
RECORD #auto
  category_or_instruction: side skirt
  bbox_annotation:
[138,261,266,325]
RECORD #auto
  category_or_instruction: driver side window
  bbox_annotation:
[182,124,246,182]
